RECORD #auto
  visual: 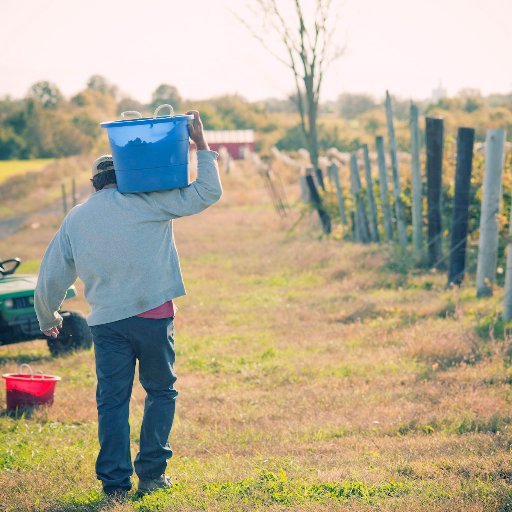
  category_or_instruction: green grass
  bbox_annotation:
[0,158,54,185]
[0,160,511,511]
[17,259,41,274]
[53,469,413,511]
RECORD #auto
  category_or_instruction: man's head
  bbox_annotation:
[91,155,117,191]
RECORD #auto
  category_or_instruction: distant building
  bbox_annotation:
[191,130,255,159]
[432,82,447,103]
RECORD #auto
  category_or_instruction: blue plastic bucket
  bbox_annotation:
[100,105,193,193]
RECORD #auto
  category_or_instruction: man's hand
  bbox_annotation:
[186,110,209,151]
[43,322,62,338]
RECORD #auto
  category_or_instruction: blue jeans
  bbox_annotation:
[91,315,177,491]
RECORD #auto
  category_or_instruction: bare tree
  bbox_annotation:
[236,0,343,169]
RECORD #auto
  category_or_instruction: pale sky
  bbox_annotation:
[0,0,510,103]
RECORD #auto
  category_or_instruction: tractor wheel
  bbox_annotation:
[47,312,92,357]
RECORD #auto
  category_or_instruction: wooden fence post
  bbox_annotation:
[263,170,287,217]
[503,202,512,321]
[376,136,394,241]
[410,103,423,260]
[315,168,325,191]
[71,177,77,207]
[61,183,68,215]
[476,128,506,297]
[273,166,289,210]
[300,175,311,203]
[448,127,475,285]
[362,144,380,242]
[328,162,348,225]
[327,164,334,185]
[350,212,357,239]
[305,174,332,234]
[385,91,407,247]
[219,146,231,173]
[426,117,444,268]
[350,153,371,243]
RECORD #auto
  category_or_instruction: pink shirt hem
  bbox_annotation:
[137,300,175,319]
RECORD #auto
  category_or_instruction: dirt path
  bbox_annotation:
[0,183,91,241]
[0,214,26,241]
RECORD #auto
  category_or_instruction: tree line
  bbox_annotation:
[0,74,511,160]
[0,75,271,160]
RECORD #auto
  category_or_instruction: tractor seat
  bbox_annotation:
[0,258,21,276]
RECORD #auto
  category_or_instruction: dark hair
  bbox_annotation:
[91,168,117,190]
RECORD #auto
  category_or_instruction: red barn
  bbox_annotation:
[191,130,255,159]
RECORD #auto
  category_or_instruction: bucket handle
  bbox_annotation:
[153,104,174,118]
[18,363,33,378]
[121,111,142,120]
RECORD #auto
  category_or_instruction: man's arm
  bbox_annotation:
[146,110,223,219]
[34,219,78,336]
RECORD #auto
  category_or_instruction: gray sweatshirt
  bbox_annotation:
[35,150,222,331]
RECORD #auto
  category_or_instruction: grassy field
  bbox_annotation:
[0,155,93,220]
[0,159,54,185]
[0,160,511,511]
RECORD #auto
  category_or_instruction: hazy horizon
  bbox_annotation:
[1,0,510,105]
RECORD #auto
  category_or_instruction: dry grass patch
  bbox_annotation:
[0,155,93,221]
[1,159,511,511]
[405,321,485,370]
[0,158,54,185]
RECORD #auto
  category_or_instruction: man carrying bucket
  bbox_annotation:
[34,111,222,500]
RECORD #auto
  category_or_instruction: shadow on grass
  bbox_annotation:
[50,491,143,512]
[0,349,52,366]
[0,338,53,365]
[0,406,37,419]
[49,499,119,512]
[393,413,512,437]
[0,402,56,419]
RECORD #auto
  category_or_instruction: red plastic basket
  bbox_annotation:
[2,364,61,410]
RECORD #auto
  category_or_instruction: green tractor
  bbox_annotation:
[0,257,92,357]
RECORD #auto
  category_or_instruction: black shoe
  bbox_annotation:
[137,474,173,496]
[103,487,129,501]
